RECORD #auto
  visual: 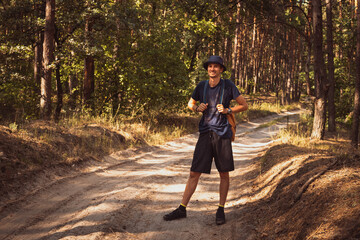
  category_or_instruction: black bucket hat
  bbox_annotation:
[203,55,227,72]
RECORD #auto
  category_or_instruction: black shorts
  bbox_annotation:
[191,131,234,174]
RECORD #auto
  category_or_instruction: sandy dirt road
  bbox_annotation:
[0,110,303,240]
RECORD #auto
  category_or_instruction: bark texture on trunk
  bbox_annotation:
[326,0,336,132]
[40,0,55,119]
[351,0,360,147]
[83,11,95,108]
[54,59,63,122]
[34,32,43,91]
[311,0,327,140]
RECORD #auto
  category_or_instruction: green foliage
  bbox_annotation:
[334,57,355,120]
[9,122,18,132]
[329,0,358,122]
[0,0,358,124]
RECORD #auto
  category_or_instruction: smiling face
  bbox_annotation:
[207,63,224,79]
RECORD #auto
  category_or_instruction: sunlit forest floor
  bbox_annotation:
[0,93,296,185]
[235,128,360,239]
[0,95,359,239]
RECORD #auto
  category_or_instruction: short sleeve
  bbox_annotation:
[231,82,241,100]
[191,81,205,101]
[226,80,240,100]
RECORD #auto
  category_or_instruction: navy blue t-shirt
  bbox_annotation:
[191,79,241,138]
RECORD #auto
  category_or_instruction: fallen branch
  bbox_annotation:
[293,158,338,204]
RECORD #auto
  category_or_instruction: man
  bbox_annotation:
[163,55,248,225]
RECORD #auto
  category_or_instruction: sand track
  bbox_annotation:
[0,110,303,240]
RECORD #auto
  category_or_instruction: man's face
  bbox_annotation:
[207,63,223,78]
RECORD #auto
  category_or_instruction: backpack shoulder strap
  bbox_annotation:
[203,80,209,103]
[220,79,225,105]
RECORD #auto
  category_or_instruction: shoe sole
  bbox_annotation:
[163,216,186,221]
[216,219,226,225]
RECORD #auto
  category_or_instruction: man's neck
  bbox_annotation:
[208,77,221,87]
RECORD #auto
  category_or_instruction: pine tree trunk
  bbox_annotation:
[40,0,55,119]
[68,51,78,110]
[326,0,336,132]
[231,2,240,83]
[305,45,312,96]
[351,0,360,148]
[281,31,287,105]
[235,15,242,86]
[251,18,257,94]
[306,0,313,96]
[84,55,94,107]
[34,1,45,97]
[286,30,293,105]
[83,11,95,108]
[54,57,63,122]
[34,31,43,93]
[112,0,125,115]
[311,0,327,140]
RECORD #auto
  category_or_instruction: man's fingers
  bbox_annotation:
[196,103,209,112]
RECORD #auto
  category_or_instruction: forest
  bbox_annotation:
[1,1,360,239]
[1,0,360,146]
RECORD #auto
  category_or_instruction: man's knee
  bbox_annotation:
[219,171,229,180]
[189,171,201,180]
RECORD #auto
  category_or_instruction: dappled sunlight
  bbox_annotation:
[232,141,274,148]
[135,157,172,164]
[228,138,360,239]
[164,140,197,152]
[158,184,186,193]
[258,154,312,183]
[1,111,313,240]
[228,154,322,207]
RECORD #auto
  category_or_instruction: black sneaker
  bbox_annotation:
[216,207,225,225]
[163,207,186,221]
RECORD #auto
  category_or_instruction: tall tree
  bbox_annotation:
[305,0,313,96]
[311,0,327,140]
[231,2,240,83]
[351,0,360,148]
[83,3,95,109]
[34,31,43,93]
[326,0,336,132]
[40,0,55,119]
[34,1,45,92]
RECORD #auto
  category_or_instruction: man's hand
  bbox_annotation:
[197,103,208,112]
[216,104,228,114]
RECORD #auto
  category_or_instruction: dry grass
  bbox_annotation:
[236,101,301,122]
[274,112,355,155]
[275,113,313,148]
[0,112,200,175]
[0,99,301,181]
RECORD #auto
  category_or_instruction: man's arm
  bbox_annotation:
[217,95,248,114]
[231,95,248,113]
[188,98,208,112]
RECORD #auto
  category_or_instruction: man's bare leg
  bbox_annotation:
[181,171,202,206]
[216,171,229,225]
[163,171,201,221]
[219,171,229,206]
